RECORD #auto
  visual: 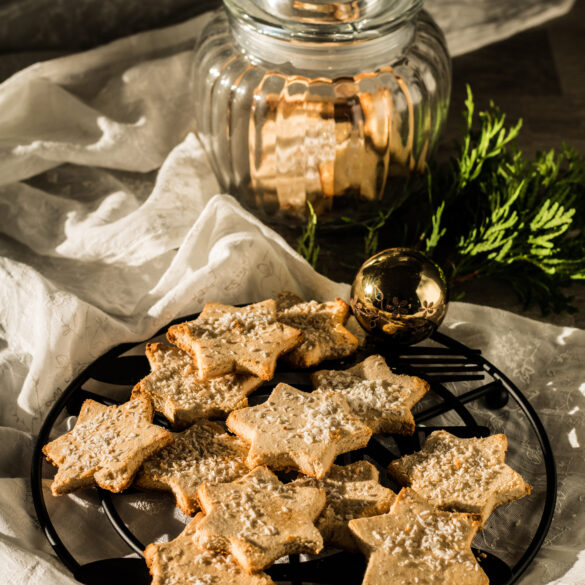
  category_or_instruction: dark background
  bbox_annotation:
[1,0,584,325]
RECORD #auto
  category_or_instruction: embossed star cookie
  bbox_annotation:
[166,300,302,380]
[312,354,429,434]
[42,395,173,496]
[194,466,326,573]
[144,513,275,585]
[294,461,396,552]
[133,343,262,427]
[275,291,358,368]
[226,383,372,478]
[349,488,488,585]
[135,420,249,515]
[387,430,532,527]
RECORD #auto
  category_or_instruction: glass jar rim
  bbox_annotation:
[223,0,423,42]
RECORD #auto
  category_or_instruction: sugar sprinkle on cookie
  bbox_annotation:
[276,291,358,368]
[134,343,262,427]
[194,466,325,573]
[294,461,396,552]
[312,354,429,435]
[42,395,172,496]
[349,488,489,585]
[145,513,275,585]
[387,429,532,527]
[227,383,372,478]
[145,342,192,371]
[167,300,302,380]
[135,420,249,515]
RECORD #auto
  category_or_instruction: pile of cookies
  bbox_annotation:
[42,293,532,585]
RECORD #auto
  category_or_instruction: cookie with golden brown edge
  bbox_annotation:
[194,466,326,573]
[293,461,396,552]
[166,300,302,381]
[144,513,275,585]
[133,343,262,428]
[312,354,429,435]
[145,341,188,371]
[135,420,249,515]
[387,430,532,527]
[42,395,172,496]
[349,488,488,585]
[226,383,372,478]
[276,291,358,368]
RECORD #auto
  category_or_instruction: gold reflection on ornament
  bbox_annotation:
[350,248,448,345]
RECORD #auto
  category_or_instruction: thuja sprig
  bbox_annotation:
[341,208,393,258]
[422,85,523,254]
[452,148,585,284]
[456,85,523,192]
[424,171,446,255]
[296,201,320,268]
[424,87,585,313]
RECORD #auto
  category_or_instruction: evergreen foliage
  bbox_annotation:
[422,86,585,313]
[296,201,320,268]
[299,87,585,314]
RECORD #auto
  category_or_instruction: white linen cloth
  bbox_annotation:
[0,7,583,585]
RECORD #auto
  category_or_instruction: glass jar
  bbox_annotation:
[193,0,451,223]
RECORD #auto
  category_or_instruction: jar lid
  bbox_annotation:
[224,0,423,42]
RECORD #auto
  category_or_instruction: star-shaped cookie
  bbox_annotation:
[144,513,275,585]
[312,354,429,434]
[387,430,532,526]
[194,466,326,573]
[227,383,372,478]
[134,343,263,427]
[349,488,488,585]
[276,291,358,367]
[42,395,173,496]
[166,300,302,380]
[145,341,186,371]
[135,420,249,515]
[294,461,396,551]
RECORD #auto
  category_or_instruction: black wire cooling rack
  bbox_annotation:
[31,315,557,585]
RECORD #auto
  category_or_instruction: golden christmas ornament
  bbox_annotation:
[350,248,448,345]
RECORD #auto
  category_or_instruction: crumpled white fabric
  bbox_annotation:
[0,7,583,585]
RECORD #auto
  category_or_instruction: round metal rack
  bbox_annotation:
[31,315,557,585]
